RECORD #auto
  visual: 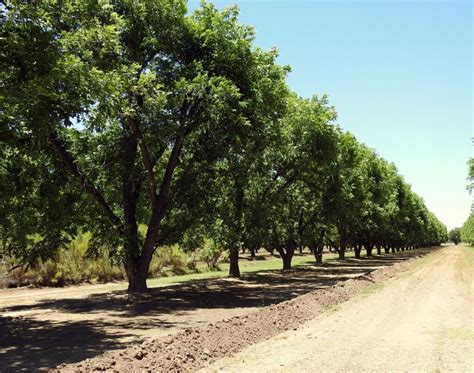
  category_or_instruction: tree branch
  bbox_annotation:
[139,125,189,270]
[121,130,141,260]
[127,117,158,206]
[48,131,124,234]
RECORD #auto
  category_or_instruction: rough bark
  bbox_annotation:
[127,116,158,205]
[229,247,240,277]
[121,130,145,292]
[278,241,296,270]
[337,225,347,260]
[135,127,188,292]
[227,173,245,277]
[126,260,148,293]
[311,231,325,266]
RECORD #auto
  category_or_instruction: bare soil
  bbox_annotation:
[204,245,474,372]
[0,247,459,372]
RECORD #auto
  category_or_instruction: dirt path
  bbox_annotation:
[56,247,443,372]
[1,247,458,371]
[203,246,474,372]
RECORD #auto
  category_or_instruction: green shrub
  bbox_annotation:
[56,233,90,284]
[0,235,211,288]
[25,259,65,287]
[0,232,126,287]
[1,266,28,288]
[147,245,191,277]
[199,238,225,270]
[86,251,124,283]
[155,245,188,275]
[148,252,164,278]
[185,251,199,272]
[461,212,474,245]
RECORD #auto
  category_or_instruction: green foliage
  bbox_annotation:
[449,228,462,245]
[150,245,188,276]
[468,158,474,194]
[199,238,226,270]
[0,233,125,288]
[0,0,447,291]
[461,213,474,245]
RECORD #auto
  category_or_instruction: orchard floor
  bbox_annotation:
[203,245,474,373]
[0,246,469,371]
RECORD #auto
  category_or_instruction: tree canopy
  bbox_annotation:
[448,228,461,245]
[0,0,447,293]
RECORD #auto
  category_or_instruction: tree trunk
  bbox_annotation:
[311,245,324,265]
[121,132,147,294]
[282,254,292,270]
[124,237,157,294]
[315,250,323,265]
[229,246,240,277]
[365,244,373,257]
[278,242,295,270]
[391,247,396,253]
[126,264,148,293]
[250,247,256,259]
[354,245,361,259]
[376,245,381,255]
[127,127,187,293]
[337,224,347,260]
[338,249,346,260]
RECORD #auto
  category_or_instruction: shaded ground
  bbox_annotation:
[204,245,474,372]
[0,248,434,371]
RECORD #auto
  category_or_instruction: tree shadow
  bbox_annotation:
[0,316,137,371]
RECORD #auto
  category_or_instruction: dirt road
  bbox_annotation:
[203,246,474,372]
[0,250,415,371]
[2,246,471,371]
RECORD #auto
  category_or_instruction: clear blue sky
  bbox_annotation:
[189,0,472,229]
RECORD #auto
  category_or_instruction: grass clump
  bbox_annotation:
[1,233,126,288]
[149,245,191,277]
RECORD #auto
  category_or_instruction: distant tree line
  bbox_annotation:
[0,1,447,293]
[460,158,474,244]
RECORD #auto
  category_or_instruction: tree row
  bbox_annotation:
[0,1,447,293]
